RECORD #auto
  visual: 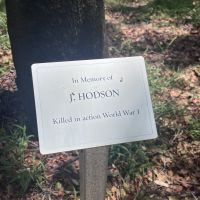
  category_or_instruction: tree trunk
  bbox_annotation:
[6,3,108,200]
[6,0,105,133]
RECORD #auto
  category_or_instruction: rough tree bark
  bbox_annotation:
[6,1,108,200]
[6,0,106,133]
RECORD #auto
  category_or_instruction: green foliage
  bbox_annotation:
[153,0,193,13]
[147,66,177,94]
[0,125,44,193]
[109,66,185,180]
[109,142,150,180]
[106,0,200,26]
[190,1,200,25]
[188,119,200,140]
[120,39,136,56]
[0,0,5,12]
[108,63,198,194]
[147,66,185,127]
[0,11,10,49]
[147,67,167,94]
[152,0,200,25]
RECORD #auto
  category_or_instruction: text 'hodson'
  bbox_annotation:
[69,89,119,103]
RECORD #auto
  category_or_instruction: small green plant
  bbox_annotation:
[188,119,200,140]
[147,66,172,94]
[120,39,136,56]
[147,65,186,94]
[109,142,150,180]
[146,65,187,135]
[0,125,44,194]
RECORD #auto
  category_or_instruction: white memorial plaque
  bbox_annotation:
[32,57,157,154]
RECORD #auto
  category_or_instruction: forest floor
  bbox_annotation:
[0,1,200,200]
[105,1,200,200]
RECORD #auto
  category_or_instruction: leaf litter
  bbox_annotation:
[105,1,200,200]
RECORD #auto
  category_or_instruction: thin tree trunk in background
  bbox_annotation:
[6,0,105,134]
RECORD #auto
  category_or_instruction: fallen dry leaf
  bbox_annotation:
[154,180,169,188]
[170,89,182,97]
[166,185,183,193]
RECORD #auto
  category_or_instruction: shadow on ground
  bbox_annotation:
[106,0,197,26]
[106,15,200,69]
[51,155,80,192]
[165,34,200,69]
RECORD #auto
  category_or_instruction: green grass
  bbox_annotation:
[0,12,10,49]
[152,0,200,25]
[0,0,5,12]
[109,142,150,180]
[147,66,183,94]
[188,119,200,140]
[105,0,200,26]
[0,12,12,76]
[109,65,181,180]
[153,0,193,13]
[0,125,44,194]
[109,64,191,186]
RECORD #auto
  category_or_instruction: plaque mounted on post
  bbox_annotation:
[32,56,157,154]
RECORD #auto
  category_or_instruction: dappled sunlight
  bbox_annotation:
[106,0,200,69]
[106,2,200,197]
